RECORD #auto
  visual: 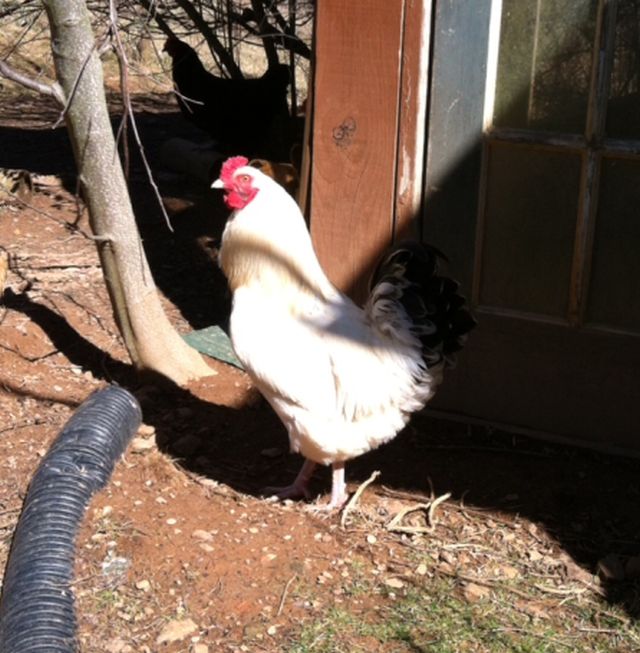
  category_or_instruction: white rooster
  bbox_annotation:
[212,156,475,509]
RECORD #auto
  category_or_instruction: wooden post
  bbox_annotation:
[395,1,432,241]
[310,1,405,301]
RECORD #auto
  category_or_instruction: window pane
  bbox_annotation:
[587,158,640,331]
[494,0,597,133]
[479,144,581,317]
[606,0,640,139]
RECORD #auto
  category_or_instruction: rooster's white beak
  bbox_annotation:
[211,179,224,189]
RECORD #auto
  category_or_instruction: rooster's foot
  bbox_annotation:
[261,482,313,502]
[262,458,317,502]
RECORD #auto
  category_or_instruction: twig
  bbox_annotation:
[0,59,65,105]
[50,291,119,340]
[386,492,451,534]
[2,7,44,61]
[0,341,59,363]
[0,418,48,437]
[340,470,380,528]
[429,491,451,526]
[439,567,532,600]
[534,583,588,596]
[108,0,174,233]
[493,628,574,649]
[387,503,433,534]
[275,574,297,617]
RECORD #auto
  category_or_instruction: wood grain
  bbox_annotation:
[310,0,404,301]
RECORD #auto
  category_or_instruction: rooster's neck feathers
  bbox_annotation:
[219,169,335,301]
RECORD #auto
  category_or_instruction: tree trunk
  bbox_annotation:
[42,0,214,385]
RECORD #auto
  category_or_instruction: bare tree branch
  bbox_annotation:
[173,0,243,77]
[109,0,174,232]
[137,0,175,37]
[0,59,65,105]
[249,0,279,68]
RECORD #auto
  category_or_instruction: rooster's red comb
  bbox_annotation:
[219,156,249,188]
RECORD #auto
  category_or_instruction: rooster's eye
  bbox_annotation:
[238,174,250,183]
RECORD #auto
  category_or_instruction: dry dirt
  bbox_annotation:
[1,90,640,653]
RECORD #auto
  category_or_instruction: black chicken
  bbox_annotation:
[163,37,290,156]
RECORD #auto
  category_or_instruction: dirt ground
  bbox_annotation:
[1,89,640,653]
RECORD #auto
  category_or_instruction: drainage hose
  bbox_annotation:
[0,385,142,653]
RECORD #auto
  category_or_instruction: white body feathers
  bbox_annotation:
[218,166,444,467]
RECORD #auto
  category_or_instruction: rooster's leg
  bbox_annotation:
[306,462,348,513]
[263,458,316,501]
[328,461,348,509]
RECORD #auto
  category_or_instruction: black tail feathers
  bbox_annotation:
[370,241,476,367]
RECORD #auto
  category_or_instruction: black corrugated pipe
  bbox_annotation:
[0,385,142,653]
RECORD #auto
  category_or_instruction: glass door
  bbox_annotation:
[426,0,640,450]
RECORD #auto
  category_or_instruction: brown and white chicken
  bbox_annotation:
[212,156,475,509]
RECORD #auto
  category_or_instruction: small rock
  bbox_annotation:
[266,625,278,636]
[261,553,277,566]
[156,618,198,645]
[528,549,543,562]
[383,577,405,589]
[316,571,333,584]
[135,580,151,592]
[515,599,548,620]
[193,644,209,653]
[242,623,263,639]
[101,554,130,586]
[366,534,377,544]
[463,581,490,603]
[192,530,213,542]
[105,638,127,653]
[415,563,428,576]
[130,437,155,453]
[597,553,625,582]
[494,564,519,580]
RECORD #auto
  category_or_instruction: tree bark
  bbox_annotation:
[41,0,214,384]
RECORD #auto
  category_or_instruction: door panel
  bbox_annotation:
[587,157,640,331]
[478,143,581,317]
[426,0,640,451]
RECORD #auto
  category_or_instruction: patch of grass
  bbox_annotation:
[94,588,121,611]
[287,574,640,653]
